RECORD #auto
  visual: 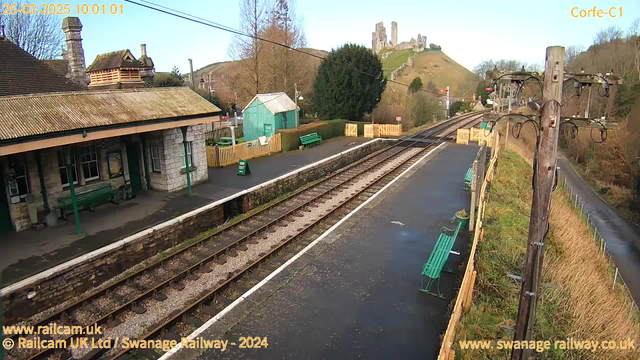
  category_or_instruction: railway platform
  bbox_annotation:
[173,143,479,360]
[0,136,371,287]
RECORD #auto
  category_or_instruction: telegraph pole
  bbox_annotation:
[188,58,195,89]
[511,46,565,360]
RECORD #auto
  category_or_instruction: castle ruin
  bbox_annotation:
[371,22,388,55]
[372,21,427,55]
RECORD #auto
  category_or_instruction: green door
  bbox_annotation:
[264,124,274,137]
[0,170,13,234]
[126,144,143,194]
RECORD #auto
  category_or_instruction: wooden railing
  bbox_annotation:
[206,134,281,168]
[363,124,402,138]
[345,123,358,137]
[437,131,500,360]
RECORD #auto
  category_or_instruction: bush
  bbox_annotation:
[278,123,330,151]
[278,119,367,151]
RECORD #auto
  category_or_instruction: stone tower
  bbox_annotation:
[61,17,87,88]
[390,21,398,48]
[371,22,388,55]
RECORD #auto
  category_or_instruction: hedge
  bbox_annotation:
[278,120,367,151]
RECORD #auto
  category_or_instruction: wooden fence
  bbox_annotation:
[363,124,402,138]
[206,133,281,167]
[205,124,244,142]
[345,123,358,137]
[437,132,500,360]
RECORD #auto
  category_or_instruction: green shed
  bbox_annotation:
[242,92,299,142]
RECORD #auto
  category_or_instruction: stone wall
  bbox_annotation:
[1,139,389,323]
[239,140,388,213]
[162,125,208,192]
[2,203,224,323]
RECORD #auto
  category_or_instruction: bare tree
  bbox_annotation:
[565,45,585,70]
[261,0,307,96]
[594,25,624,45]
[472,60,495,79]
[0,0,63,59]
[627,18,640,39]
[228,0,268,97]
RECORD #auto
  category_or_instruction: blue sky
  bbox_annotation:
[38,0,640,73]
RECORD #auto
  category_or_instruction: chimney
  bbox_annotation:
[61,17,87,88]
[139,43,155,86]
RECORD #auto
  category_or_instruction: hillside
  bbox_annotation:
[382,49,480,100]
[193,48,329,104]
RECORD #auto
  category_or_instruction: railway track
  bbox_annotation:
[5,112,483,360]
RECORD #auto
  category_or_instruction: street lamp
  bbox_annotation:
[294,82,303,129]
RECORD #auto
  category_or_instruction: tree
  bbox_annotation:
[594,25,623,45]
[260,0,307,97]
[475,81,492,105]
[156,66,184,87]
[228,0,268,97]
[565,45,585,70]
[425,80,437,93]
[0,0,63,59]
[408,77,423,94]
[313,44,386,119]
[429,43,441,50]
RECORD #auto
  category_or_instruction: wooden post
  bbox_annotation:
[505,119,510,150]
[469,159,479,231]
[511,46,564,360]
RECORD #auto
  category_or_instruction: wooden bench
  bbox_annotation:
[300,132,322,147]
[463,166,473,191]
[58,184,118,220]
[218,137,233,147]
[420,222,463,298]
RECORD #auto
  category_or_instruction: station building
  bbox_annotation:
[0,20,220,234]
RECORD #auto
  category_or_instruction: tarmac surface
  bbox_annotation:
[0,137,370,287]
[558,154,640,303]
[183,143,479,360]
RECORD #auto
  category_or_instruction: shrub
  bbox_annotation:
[278,123,330,151]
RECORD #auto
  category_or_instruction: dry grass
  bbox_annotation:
[454,139,639,359]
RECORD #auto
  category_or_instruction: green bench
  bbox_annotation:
[218,137,233,147]
[463,166,473,191]
[58,184,118,220]
[300,132,322,147]
[420,221,463,298]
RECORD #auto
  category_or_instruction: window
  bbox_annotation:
[180,142,193,169]
[79,145,100,181]
[150,145,162,173]
[10,157,30,199]
[58,150,78,187]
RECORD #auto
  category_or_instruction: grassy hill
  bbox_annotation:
[382,49,480,99]
[192,48,329,104]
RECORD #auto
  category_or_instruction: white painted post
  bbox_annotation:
[612,268,619,290]
[230,126,236,146]
[603,242,607,254]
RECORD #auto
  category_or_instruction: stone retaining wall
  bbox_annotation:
[2,139,388,323]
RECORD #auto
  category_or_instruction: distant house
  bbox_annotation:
[242,93,299,142]
[86,47,155,89]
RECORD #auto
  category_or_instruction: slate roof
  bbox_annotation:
[42,59,69,77]
[0,36,84,96]
[243,92,298,114]
[86,50,145,72]
[0,87,221,141]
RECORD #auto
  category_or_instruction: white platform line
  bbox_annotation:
[157,141,447,359]
[1,139,383,297]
